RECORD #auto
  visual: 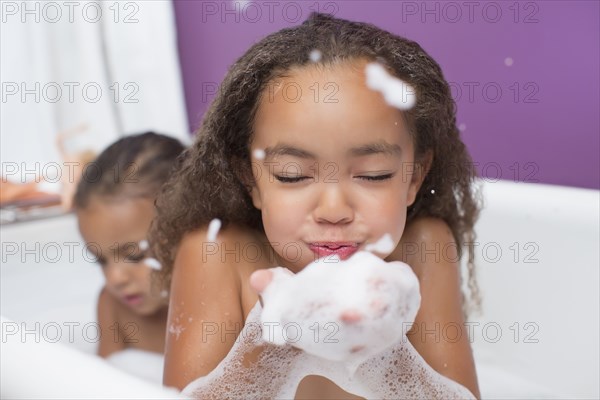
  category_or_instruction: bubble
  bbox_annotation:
[253,148,266,160]
[458,123,467,132]
[309,49,322,63]
[365,63,416,110]
[143,257,161,270]
[207,218,222,242]
[232,0,251,11]
[504,57,514,67]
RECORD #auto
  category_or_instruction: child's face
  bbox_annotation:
[250,59,425,272]
[77,198,166,315]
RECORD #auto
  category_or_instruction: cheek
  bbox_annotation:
[261,192,307,234]
[133,267,152,288]
[358,186,408,237]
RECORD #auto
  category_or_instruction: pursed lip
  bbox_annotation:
[122,293,144,306]
[308,242,360,260]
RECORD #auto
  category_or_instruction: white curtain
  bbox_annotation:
[1,1,189,187]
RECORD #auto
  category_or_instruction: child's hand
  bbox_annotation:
[248,258,474,399]
[249,252,421,374]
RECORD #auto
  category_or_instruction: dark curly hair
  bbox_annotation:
[150,13,482,316]
[74,131,185,208]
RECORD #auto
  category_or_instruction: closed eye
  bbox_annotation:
[274,175,310,183]
[125,253,145,263]
[357,173,395,181]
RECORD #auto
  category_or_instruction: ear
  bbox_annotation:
[232,155,263,210]
[250,183,262,210]
[407,150,433,207]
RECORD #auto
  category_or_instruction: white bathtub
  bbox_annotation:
[1,179,598,399]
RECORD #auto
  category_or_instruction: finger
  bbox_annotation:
[249,269,273,294]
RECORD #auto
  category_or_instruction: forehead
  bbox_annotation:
[77,197,155,248]
[252,60,413,158]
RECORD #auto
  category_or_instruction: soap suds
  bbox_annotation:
[168,324,185,341]
[182,251,475,399]
[143,257,161,270]
[252,149,265,160]
[207,218,222,242]
[309,49,322,62]
[365,63,416,110]
[364,234,395,255]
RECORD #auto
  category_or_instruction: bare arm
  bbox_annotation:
[387,217,481,399]
[163,227,301,397]
[97,287,126,358]
[163,228,245,390]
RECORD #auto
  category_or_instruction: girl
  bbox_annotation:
[74,132,185,358]
[152,13,481,399]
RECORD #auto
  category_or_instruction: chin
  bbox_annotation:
[135,303,164,317]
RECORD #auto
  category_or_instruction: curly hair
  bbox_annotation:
[150,13,482,316]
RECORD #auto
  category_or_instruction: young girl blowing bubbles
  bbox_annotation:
[75,132,185,358]
[151,13,481,399]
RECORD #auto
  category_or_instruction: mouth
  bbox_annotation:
[122,293,144,306]
[308,242,360,260]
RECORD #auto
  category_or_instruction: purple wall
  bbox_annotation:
[173,1,599,189]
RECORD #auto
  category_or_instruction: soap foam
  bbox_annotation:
[207,218,222,242]
[144,257,162,270]
[309,49,322,62]
[364,233,395,255]
[106,348,164,384]
[260,251,420,374]
[365,63,416,110]
[252,149,265,160]
[182,252,475,399]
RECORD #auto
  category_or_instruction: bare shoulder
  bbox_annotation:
[164,223,260,389]
[402,216,454,242]
[389,216,458,278]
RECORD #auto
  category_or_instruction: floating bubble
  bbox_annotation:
[309,49,322,62]
[138,240,149,251]
[365,63,416,110]
[232,0,251,11]
[143,257,161,270]
[207,218,222,242]
[253,148,266,160]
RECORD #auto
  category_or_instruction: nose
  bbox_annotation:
[104,263,131,291]
[312,184,354,224]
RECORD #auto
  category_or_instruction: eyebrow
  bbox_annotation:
[348,142,402,158]
[263,141,402,160]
